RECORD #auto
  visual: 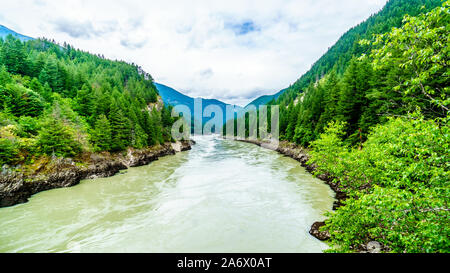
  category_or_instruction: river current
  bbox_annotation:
[0,135,335,253]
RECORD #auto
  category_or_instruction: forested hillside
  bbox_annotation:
[279,0,449,253]
[277,0,444,144]
[0,36,177,167]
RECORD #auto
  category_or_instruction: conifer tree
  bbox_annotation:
[36,117,82,157]
[90,114,112,152]
[0,35,28,75]
[39,54,62,92]
[108,101,131,151]
[73,83,95,120]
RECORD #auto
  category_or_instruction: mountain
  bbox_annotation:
[154,83,243,130]
[0,28,175,167]
[277,0,443,104]
[154,83,194,109]
[0,25,33,41]
[245,88,286,109]
[277,0,444,144]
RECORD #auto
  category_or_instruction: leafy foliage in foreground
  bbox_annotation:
[309,115,449,252]
[304,1,449,253]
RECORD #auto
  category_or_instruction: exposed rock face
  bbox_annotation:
[0,140,193,208]
[309,221,331,241]
[366,241,382,253]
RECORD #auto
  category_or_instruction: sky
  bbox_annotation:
[1,0,388,106]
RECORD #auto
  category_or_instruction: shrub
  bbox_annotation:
[0,138,19,166]
[310,113,449,252]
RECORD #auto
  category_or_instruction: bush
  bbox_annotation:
[309,113,450,192]
[17,116,39,137]
[309,113,450,252]
[324,186,450,253]
[0,138,19,166]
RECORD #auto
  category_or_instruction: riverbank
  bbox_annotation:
[238,139,347,241]
[0,140,194,208]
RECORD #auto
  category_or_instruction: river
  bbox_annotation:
[0,135,335,253]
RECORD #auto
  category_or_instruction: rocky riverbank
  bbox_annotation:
[0,140,194,208]
[239,139,347,242]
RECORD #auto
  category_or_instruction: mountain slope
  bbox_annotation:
[0,32,174,167]
[155,83,243,127]
[278,0,443,104]
[245,88,286,109]
[0,25,33,41]
[154,82,194,109]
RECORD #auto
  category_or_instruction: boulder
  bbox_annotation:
[309,221,331,241]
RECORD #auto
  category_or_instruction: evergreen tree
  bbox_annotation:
[316,70,341,131]
[90,114,112,152]
[39,54,62,93]
[73,83,95,120]
[36,117,82,157]
[150,108,164,145]
[29,77,52,103]
[0,35,28,75]
[0,65,12,86]
[285,101,298,141]
[108,101,131,151]
[337,58,372,140]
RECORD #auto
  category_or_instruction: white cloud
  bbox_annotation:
[0,0,387,106]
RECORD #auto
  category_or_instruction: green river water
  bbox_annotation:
[0,136,335,253]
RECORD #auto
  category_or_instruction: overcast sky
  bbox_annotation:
[1,0,387,106]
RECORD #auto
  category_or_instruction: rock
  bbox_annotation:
[0,140,194,208]
[171,142,182,152]
[366,241,382,253]
[309,221,330,241]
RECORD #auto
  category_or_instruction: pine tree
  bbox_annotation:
[337,58,372,140]
[150,108,164,145]
[142,111,157,146]
[133,123,148,149]
[29,78,52,103]
[90,114,112,152]
[285,101,298,141]
[39,54,62,93]
[73,84,95,119]
[0,35,28,75]
[1,84,44,117]
[0,65,12,86]
[36,117,82,157]
[108,101,131,151]
[316,70,341,132]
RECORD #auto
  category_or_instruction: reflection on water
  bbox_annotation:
[0,136,335,253]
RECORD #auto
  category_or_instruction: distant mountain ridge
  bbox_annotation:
[0,24,284,119]
[245,88,286,109]
[0,25,33,41]
[155,83,243,128]
[156,82,285,109]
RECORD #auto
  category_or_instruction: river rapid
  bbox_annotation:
[0,135,335,253]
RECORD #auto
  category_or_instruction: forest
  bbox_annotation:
[275,0,449,252]
[0,36,177,167]
[0,0,448,254]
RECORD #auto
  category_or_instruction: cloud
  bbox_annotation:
[52,19,95,39]
[0,0,388,106]
[198,68,214,79]
[120,38,148,49]
[52,18,118,39]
